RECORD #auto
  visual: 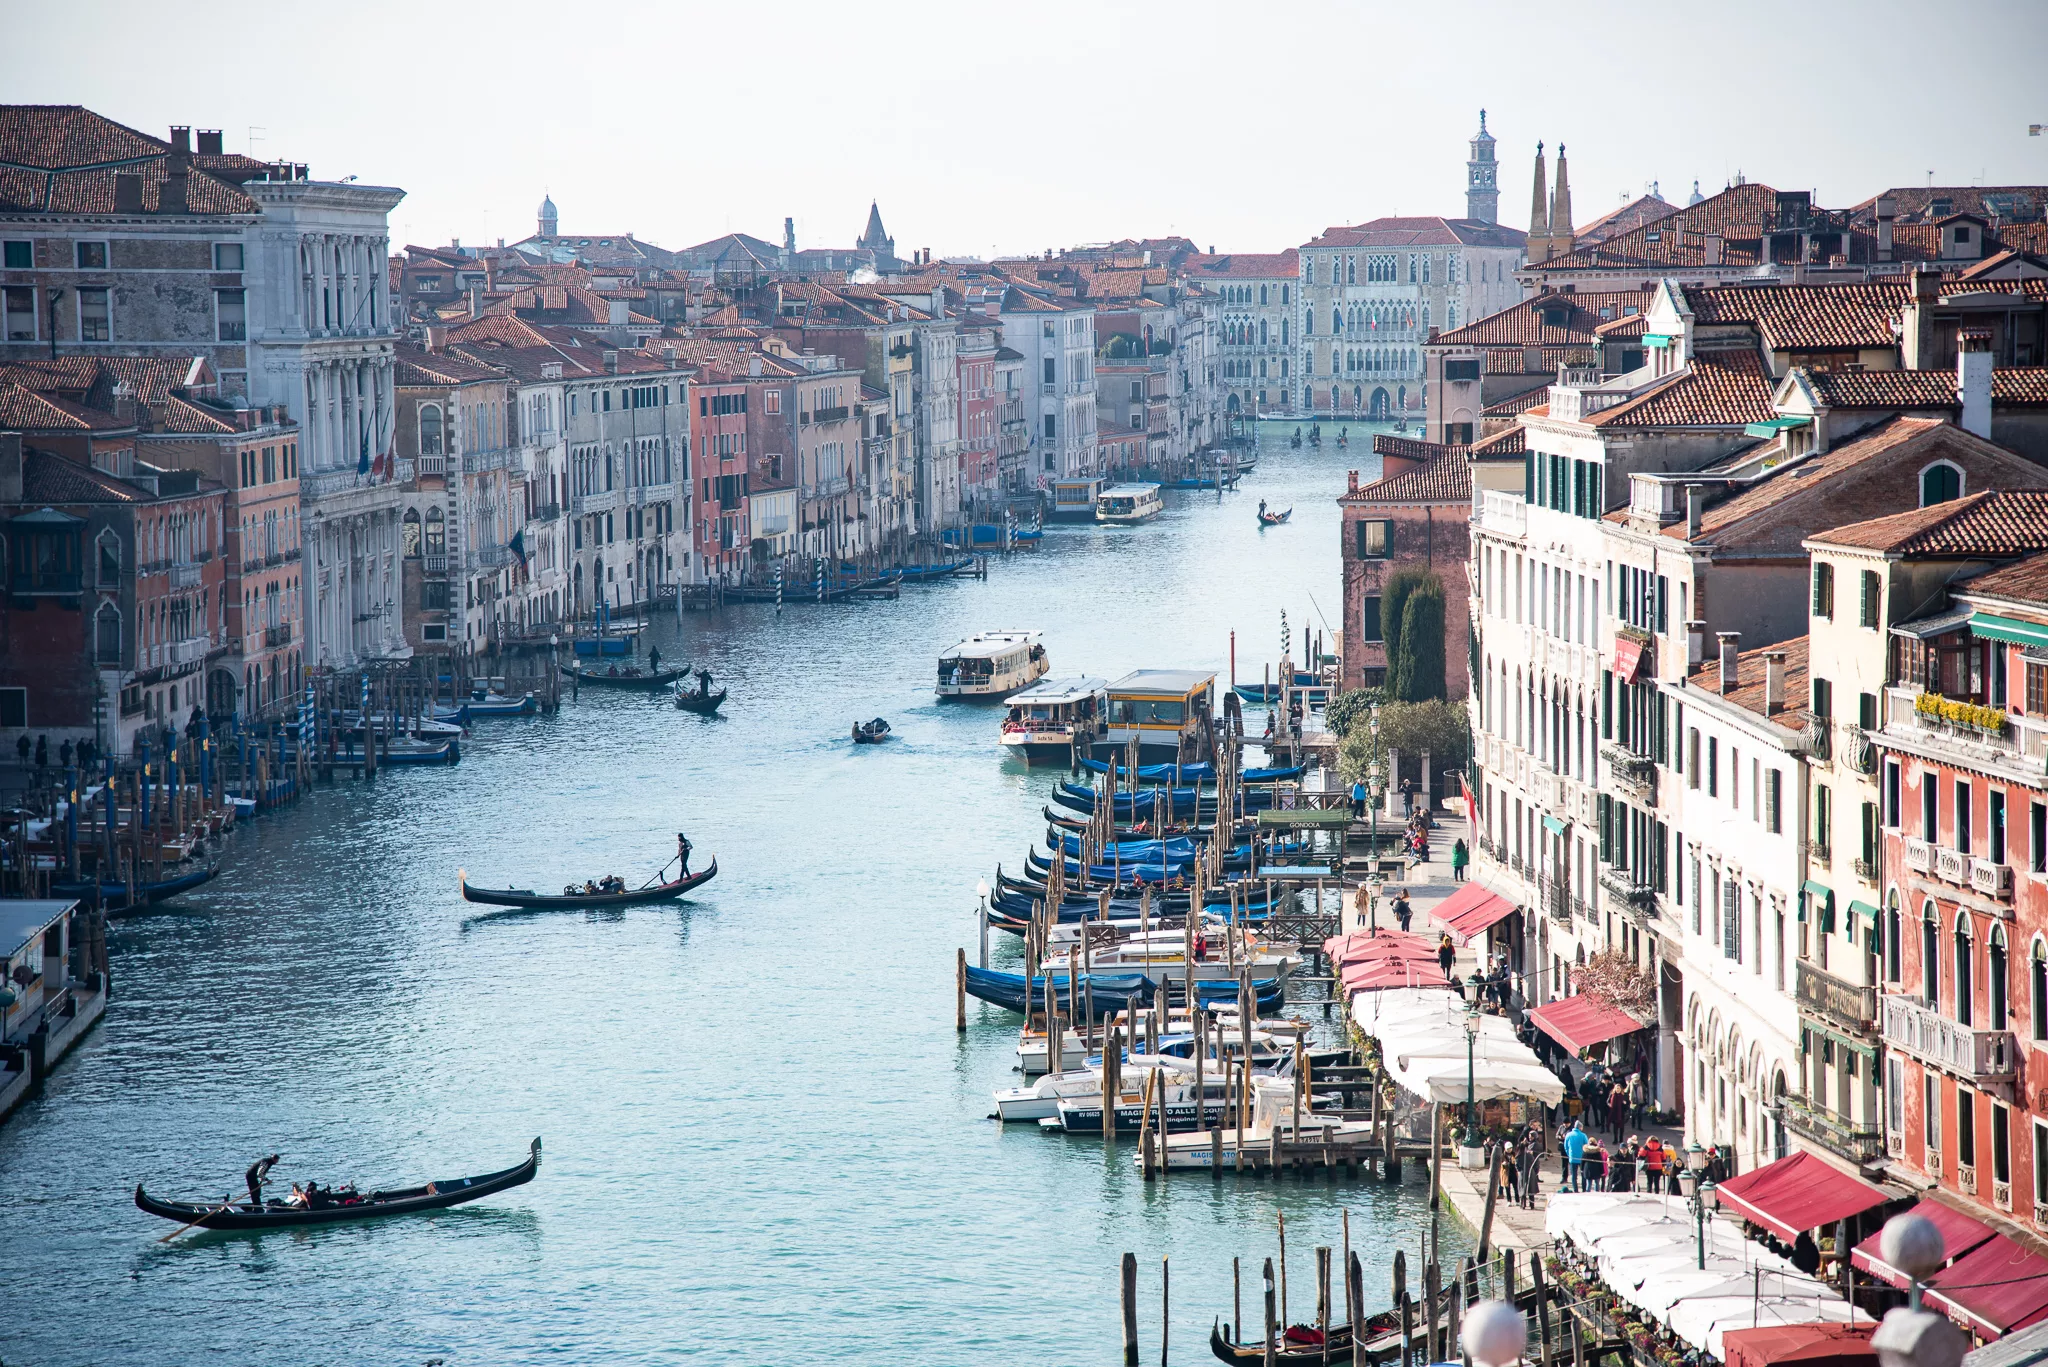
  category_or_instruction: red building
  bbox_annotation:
[957,323,999,503]
[691,370,752,581]
[1337,435,1481,696]
[1878,549,2048,1233]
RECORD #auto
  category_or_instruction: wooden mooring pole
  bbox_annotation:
[1121,1251,1140,1365]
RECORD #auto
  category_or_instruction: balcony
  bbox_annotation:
[1479,489,1526,538]
[1601,743,1657,803]
[1972,858,2015,900]
[1936,846,1969,884]
[462,446,513,474]
[1795,959,1877,1031]
[170,562,202,588]
[813,405,850,425]
[417,455,448,478]
[1779,1096,1885,1167]
[1598,867,1656,912]
[534,502,561,522]
[1540,878,1572,925]
[805,475,850,500]
[422,553,449,576]
[264,623,292,648]
[1880,993,2018,1081]
[1905,838,1934,874]
[470,545,514,571]
[1854,856,1877,881]
[1840,724,1877,774]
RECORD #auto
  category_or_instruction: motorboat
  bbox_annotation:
[993,1053,1190,1123]
[1156,1077,1377,1169]
[1095,483,1163,525]
[1000,676,1107,764]
[937,631,1049,699]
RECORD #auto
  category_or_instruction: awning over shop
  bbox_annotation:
[1433,882,1516,945]
[1850,1199,1995,1290]
[1327,930,1455,994]
[1527,994,1646,1053]
[1721,1324,1876,1367]
[1925,1237,2048,1340]
[1972,613,2048,651]
[1713,1151,1890,1243]
[1849,899,1881,923]
[1542,814,1567,836]
[1352,987,1567,1105]
[1614,635,1648,684]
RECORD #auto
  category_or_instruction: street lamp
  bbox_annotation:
[1462,1000,1482,1166]
[1679,1141,1715,1270]
[1872,1213,1964,1367]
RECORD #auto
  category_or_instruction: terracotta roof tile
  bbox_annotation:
[0,104,258,215]
[21,449,149,504]
[1685,635,1810,732]
[1685,281,1911,350]
[0,383,126,431]
[1437,290,1650,348]
[155,394,238,434]
[1804,367,2048,409]
[1529,182,1785,273]
[1471,425,1527,458]
[1959,548,2048,605]
[1306,216,1526,250]
[1808,488,2048,556]
[1482,383,1553,417]
[1587,349,1776,428]
[1184,249,1299,279]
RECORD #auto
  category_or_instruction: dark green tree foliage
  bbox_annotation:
[1392,582,1446,701]
[1378,567,1432,689]
[1323,687,1383,740]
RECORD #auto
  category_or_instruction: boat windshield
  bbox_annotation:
[1110,697,1185,725]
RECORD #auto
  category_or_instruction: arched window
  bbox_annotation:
[424,507,446,555]
[1331,308,1342,334]
[1922,901,1940,1006]
[1955,912,1976,1026]
[95,602,121,664]
[1921,461,1962,507]
[401,508,421,557]
[1990,925,2010,1029]
[2032,937,2048,1042]
[96,528,121,586]
[419,404,444,457]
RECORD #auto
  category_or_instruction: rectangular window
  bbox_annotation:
[1688,728,1701,788]
[75,241,107,269]
[1927,1074,1941,1153]
[1816,783,1831,852]
[1361,595,1383,643]
[2034,800,2047,875]
[216,288,246,341]
[77,287,110,341]
[1995,1103,2012,1185]
[1861,569,1881,628]
[1959,1089,1977,1171]
[1356,519,1393,558]
[1708,736,1719,797]
[1885,760,1902,828]
[1812,561,1834,619]
[213,242,244,271]
[2030,663,2048,717]
[0,687,25,728]
[1811,677,1833,719]
[1923,775,1938,841]
[1958,780,1973,855]
[1992,790,2007,865]
[1,240,30,269]
[2,286,33,341]
[1766,770,1783,833]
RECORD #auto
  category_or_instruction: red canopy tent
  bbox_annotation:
[1849,1199,1994,1289]
[1712,1151,1890,1243]
[1924,1235,2048,1340]
[1719,1324,1876,1367]
[1324,930,1439,965]
[1427,882,1516,944]
[1525,995,1644,1054]
[1342,960,1453,992]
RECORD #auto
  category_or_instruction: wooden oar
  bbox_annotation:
[157,1192,237,1242]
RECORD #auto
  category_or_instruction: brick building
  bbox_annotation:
[1338,436,1475,696]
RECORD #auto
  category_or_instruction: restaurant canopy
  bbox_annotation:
[1526,995,1646,1053]
[1713,1151,1890,1242]
[1430,882,1517,945]
[1353,987,1567,1105]
[1720,1324,1876,1367]
[1925,1236,2048,1341]
[1850,1200,1995,1290]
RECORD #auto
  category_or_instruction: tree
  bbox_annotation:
[1392,581,1446,702]
[1378,699,1470,766]
[1378,567,1431,690]
[1323,687,1383,741]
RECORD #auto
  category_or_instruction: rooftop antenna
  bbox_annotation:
[247,126,266,156]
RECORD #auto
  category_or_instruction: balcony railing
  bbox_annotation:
[422,553,449,576]
[1598,867,1656,912]
[1905,837,1934,874]
[170,563,202,588]
[417,455,448,478]
[1880,993,2018,1081]
[812,406,850,425]
[1796,959,1877,1031]
[1972,858,2015,900]
[462,446,513,474]
[264,623,292,648]
[1935,847,1969,884]
[1841,724,1877,774]
[1601,743,1656,802]
[1779,1096,1885,1167]
[470,545,514,570]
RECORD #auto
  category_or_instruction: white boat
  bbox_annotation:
[1000,676,1108,763]
[1155,1077,1379,1169]
[1095,482,1163,525]
[993,1053,1190,1123]
[937,631,1049,699]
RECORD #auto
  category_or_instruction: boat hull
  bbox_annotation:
[135,1139,540,1230]
[460,860,717,908]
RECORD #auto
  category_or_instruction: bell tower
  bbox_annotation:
[1466,110,1499,224]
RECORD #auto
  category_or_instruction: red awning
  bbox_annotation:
[1613,635,1647,685]
[1849,1199,1995,1289]
[1324,929,1439,966]
[1343,959,1453,992]
[1712,1151,1890,1243]
[1526,995,1645,1054]
[1434,882,1516,944]
[1719,1324,1875,1367]
[1925,1236,2048,1340]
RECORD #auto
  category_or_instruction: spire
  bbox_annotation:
[861,200,888,249]
[781,216,795,269]
[1528,141,1550,262]
[1549,143,1574,254]
[1466,109,1498,224]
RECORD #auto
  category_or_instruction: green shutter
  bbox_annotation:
[1598,794,1613,861]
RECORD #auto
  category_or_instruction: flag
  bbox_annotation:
[357,423,370,475]
[508,529,527,565]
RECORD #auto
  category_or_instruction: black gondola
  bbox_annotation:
[675,687,728,715]
[560,664,688,689]
[1211,1315,1389,1365]
[852,717,892,744]
[134,1138,541,1231]
[458,859,717,908]
[54,863,218,910]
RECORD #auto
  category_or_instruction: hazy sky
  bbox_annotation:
[19,0,2048,258]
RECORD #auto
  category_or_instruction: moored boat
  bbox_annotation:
[1095,482,1164,525]
[134,1139,541,1231]
[1000,676,1107,764]
[560,664,688,690]
[937,631,1048,699]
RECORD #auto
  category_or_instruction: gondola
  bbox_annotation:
[963,965,1155,1016]
[674,686,728,715]
[852,717,892,744]
[134,1138,542,1231]
[458,859,717,909]
[54,863,218,910]
[560,664,688,690]
[1210,1316,1379,1365]
[1257,507,1293,526]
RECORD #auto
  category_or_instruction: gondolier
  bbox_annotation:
[246,1154,280,1208]
[677,832,692,875]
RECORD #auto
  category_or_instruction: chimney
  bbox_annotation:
[1686,620,1706,668]
[113,173,144,213]
[1522,344,1543,374]
[1702,234,1723,266]
[424,325,447,354]
[930,286,944,319]
[111,381,137,428]
[748,356,762,378]
[602,349,620,374]
[468,285,482,319]
[195,129,222,156]
[1685,484,1706,539]
[169,125,191,154]
[1958,326,1994,439]
[1762,650,1787,714]
[1717,631,1740,693]
[1875,197,1897,262]
[160,168,189,214]
[608,298,629,327]
[1348,470,1360,493]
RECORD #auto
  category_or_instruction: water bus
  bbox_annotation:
[1095,483,1163,525]
[999,676,1107,763]
[936,631,1050,700]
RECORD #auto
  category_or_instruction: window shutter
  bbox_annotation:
[1598,794,1613,861]
[1382,520,1395,553]
[1724,880,1742,959]
[1355,521,1367,560]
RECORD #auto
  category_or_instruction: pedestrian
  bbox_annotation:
[14,735,27,770]
[1501,1139,1521,1203]
[1642,1135,1666,1194]
[34,734,48,773]
[1351,778,1366,820]
[1437,932,1456,979]
[1609,1079,1628,1143]
[1564,1120,1588,1192]
[58,738,73,770]
[1401,777,1415,816]
[1628,1070,1648,1129]
[1393,893,1413,933]
[1451,838,1468,881]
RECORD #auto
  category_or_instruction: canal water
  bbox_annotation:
[0,425,1472,1365]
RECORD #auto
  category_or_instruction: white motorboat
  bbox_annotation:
[937,631,1050,699]
[1095,483,1163,525]
[1000,676,1108,763]
[993,1053,1190,1123]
